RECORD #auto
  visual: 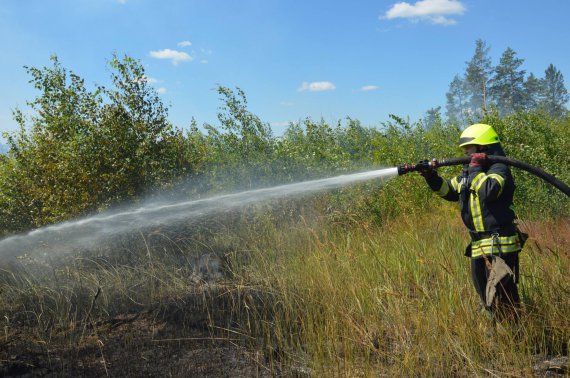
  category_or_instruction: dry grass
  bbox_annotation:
[233,210,570,376]
[0,209,568,376]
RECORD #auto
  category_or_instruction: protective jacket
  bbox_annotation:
[425,159,523,259]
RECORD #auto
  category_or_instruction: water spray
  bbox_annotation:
[397,155,570,197]
[0,167,399,260]
[1,155,567,261]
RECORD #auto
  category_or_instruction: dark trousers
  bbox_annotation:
[471,252,521,318]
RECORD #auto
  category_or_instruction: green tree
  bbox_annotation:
[522,72,543,110]
[1,54,189,231]
[464,39,493,117]
[541,63,569,118]
[423,106,442,130]
[445,75,468,126]
[336,117,378,166]
[489,47,526,115]
[203,86,276,190]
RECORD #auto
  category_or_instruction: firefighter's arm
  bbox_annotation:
[468,163,507,202]
[424,173,460,202]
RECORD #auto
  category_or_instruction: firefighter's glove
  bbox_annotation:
[469,153,488,167]
[416,160,436,179]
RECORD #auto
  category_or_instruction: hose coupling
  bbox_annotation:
[397,159,439,175]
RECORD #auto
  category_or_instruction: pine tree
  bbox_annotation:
[445,75,468,126]
[464,39,493,117]
[489,47,526,115]
[423,106,441,130]
[541,63,569,118]
[522,73,543,110]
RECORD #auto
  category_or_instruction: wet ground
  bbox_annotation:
[0,281,290,378]
[1,307,274,377]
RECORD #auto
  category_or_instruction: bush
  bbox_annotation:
[1,59,567,235]
[481,110,570,217]
[0,55,192,231]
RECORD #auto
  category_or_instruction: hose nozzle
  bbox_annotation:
[397,159,439,175]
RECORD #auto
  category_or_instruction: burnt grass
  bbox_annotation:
[2,217,569,377]
[0,216,311,377]
[1,286,302,378]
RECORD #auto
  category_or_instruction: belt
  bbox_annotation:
[469,227,517,241]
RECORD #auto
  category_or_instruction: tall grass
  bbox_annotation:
[1,207,568,376]
[231,209,570,376]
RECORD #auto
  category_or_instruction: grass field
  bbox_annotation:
[1,205,569,376]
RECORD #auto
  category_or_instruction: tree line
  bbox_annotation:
[445,39,569,125]
[1,53,568,235]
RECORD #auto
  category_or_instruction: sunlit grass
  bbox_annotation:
[232,210,570,376]
[1,209,568,376]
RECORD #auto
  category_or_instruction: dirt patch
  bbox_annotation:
[0,288,281,377]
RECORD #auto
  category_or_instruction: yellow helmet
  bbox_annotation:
[459,123,500,147]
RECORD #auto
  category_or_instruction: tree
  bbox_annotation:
[464,39,493,117]
[522,73,543,110]
[489,47,526,115]
[445,75,468,126]
[1,54,189,231]
[203,86,276,190]
[336,117,375,164]
[423,106,442,130]
[541,63,569,118]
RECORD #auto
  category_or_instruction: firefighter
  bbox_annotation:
[419,123,526,320]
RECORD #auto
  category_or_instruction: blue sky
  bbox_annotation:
[1,0,569,138]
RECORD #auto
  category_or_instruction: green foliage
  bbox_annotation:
[464,39,493,115]
[542,63,569,118]
[446,74,468,126]
[481,110,570,217]
[0,54,191,231]
[490,47,526,115]
[0,55,568,235]
[202,86,276,190]
[522,73,543,110]
[278,118,351,176]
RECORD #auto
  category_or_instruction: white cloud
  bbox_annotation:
[430,15,457,25]
[383,0,465,25]
[298,81,336,92]
[200,59,208,64]
[156,87,167,94]
[149,49,193,65]
[177,40,192,48]
[360,85,379,91]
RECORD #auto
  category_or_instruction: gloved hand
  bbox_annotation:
[416,160,436,178]
[469,152,488,167]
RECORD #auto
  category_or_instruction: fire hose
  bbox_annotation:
[397,155,570,197]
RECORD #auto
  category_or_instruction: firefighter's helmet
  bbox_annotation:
[459,123,500,147]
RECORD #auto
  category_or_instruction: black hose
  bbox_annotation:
[436,155,570,197]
